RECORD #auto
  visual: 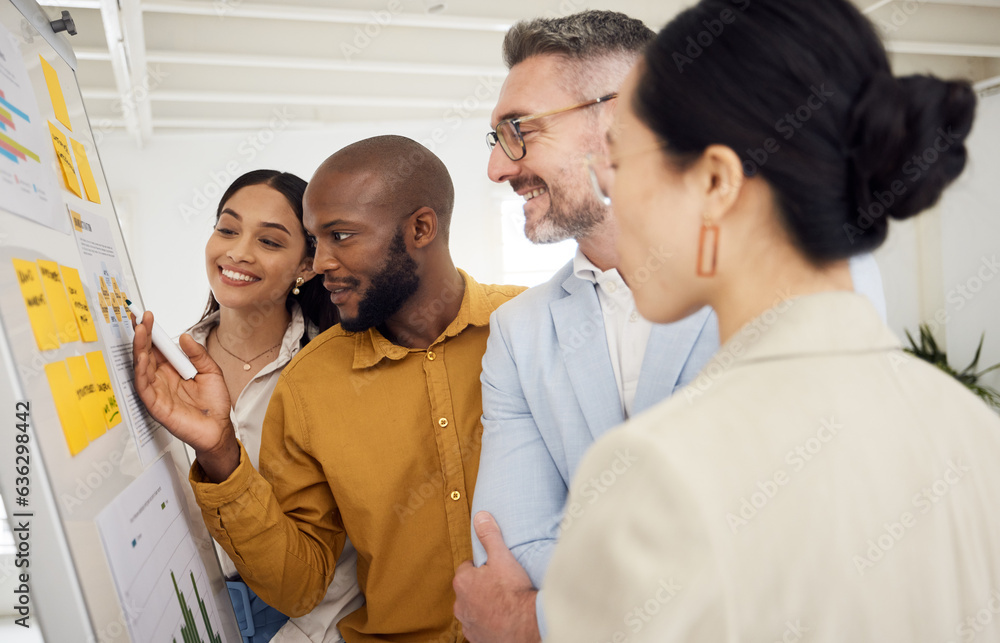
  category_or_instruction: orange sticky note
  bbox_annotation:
[70,210,87,232]
[37,259,80,344]
[40,56,71,131]
[98,291,111,323]
[66,355,107,441]
[110,292,122,322]
[12,258,59,351]
[48,122,80,197]
[86,351,121,428]
[70,139,100,204]
[110,278,126,320]
[44,361,89,456]
[60,266,98,342]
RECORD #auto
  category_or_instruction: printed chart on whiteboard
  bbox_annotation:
[0,22,67,232]
[69,207,171,466]
[96,455,225,643]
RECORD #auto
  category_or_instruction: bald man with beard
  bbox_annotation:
[132,135,524,642]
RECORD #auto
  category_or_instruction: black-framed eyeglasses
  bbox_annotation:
[486,93,618,161]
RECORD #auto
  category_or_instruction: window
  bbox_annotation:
[499,198,576,287]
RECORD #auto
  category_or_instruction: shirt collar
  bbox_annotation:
[352,269,493,369]
[572,246,601,284]
[714,291,901,371]
[572,246,630,298]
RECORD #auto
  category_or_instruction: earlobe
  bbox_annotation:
[298,259,317,283]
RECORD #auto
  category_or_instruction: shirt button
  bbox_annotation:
[606,282,618,293]
[438,417,449,428]
[427,351,436,361]
[451,490,461,501]
[630,311,638,322]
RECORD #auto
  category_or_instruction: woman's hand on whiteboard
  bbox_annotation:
[131,310,240,481]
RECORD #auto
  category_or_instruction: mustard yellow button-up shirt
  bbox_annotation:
[191,271,524,643]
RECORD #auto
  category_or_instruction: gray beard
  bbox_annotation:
[526,186,608,244]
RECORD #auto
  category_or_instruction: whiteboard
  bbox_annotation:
[0,2,240,641]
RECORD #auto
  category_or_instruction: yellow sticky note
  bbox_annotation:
[66,355,107,441]
[44,361,89,456]
[70,210,85,232]
[37,260,80,344]
[40,56,71,131]
[70,139,100,204]
[48,122,80,197]
[110,293,122,322]
[110,278,125,320]
[98,291,111,323]
[12,258,59,351]
[86,351,121,429]
[60,266,98,342]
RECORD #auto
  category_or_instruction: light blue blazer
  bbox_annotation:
[470,260,718,583]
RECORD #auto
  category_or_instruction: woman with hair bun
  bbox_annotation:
[546,0,1000,640]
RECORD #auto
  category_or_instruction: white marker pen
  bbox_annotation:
[125,299,198,380]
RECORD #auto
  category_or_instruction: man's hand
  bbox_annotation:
[453,512,541,643]
[131,310,238,481]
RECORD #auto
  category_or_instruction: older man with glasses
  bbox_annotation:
[452,9,888,643]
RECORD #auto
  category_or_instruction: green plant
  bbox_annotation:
[904,324,1000,412]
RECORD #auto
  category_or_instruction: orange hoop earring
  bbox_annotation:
[697,219,719,277]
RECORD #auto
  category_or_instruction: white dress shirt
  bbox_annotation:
[573,248,653,418]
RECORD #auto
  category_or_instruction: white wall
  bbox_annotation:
[941,93,1000,392]
[874,92,1000,393]
[95,118,511,336]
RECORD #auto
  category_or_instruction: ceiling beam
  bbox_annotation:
[862,0,895,13]
[923,0,1000,7]
[863,0,1000,9]
[975,74,1000,91]
[98,117,392,130]
[73,46,507,78]
[81,88,494,111]
[37,0,99,8]
[140,0,513,32]
[97,0,154,146]
[886,40,1000,57]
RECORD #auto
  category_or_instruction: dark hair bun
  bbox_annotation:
[634,0,980,263]
[848,73,976,224]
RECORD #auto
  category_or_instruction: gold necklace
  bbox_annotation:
[214,330,281,371]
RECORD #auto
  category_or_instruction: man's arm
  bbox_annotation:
[133,312,341,616]
[471,311,567,586]
[192,375,344,617]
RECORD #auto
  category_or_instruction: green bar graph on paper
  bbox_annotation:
[191,571,222,643]
[171,570,203,643]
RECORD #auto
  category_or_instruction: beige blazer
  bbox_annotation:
[545,292,1000,642]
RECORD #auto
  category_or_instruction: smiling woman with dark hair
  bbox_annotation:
[544,0,1000,640]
